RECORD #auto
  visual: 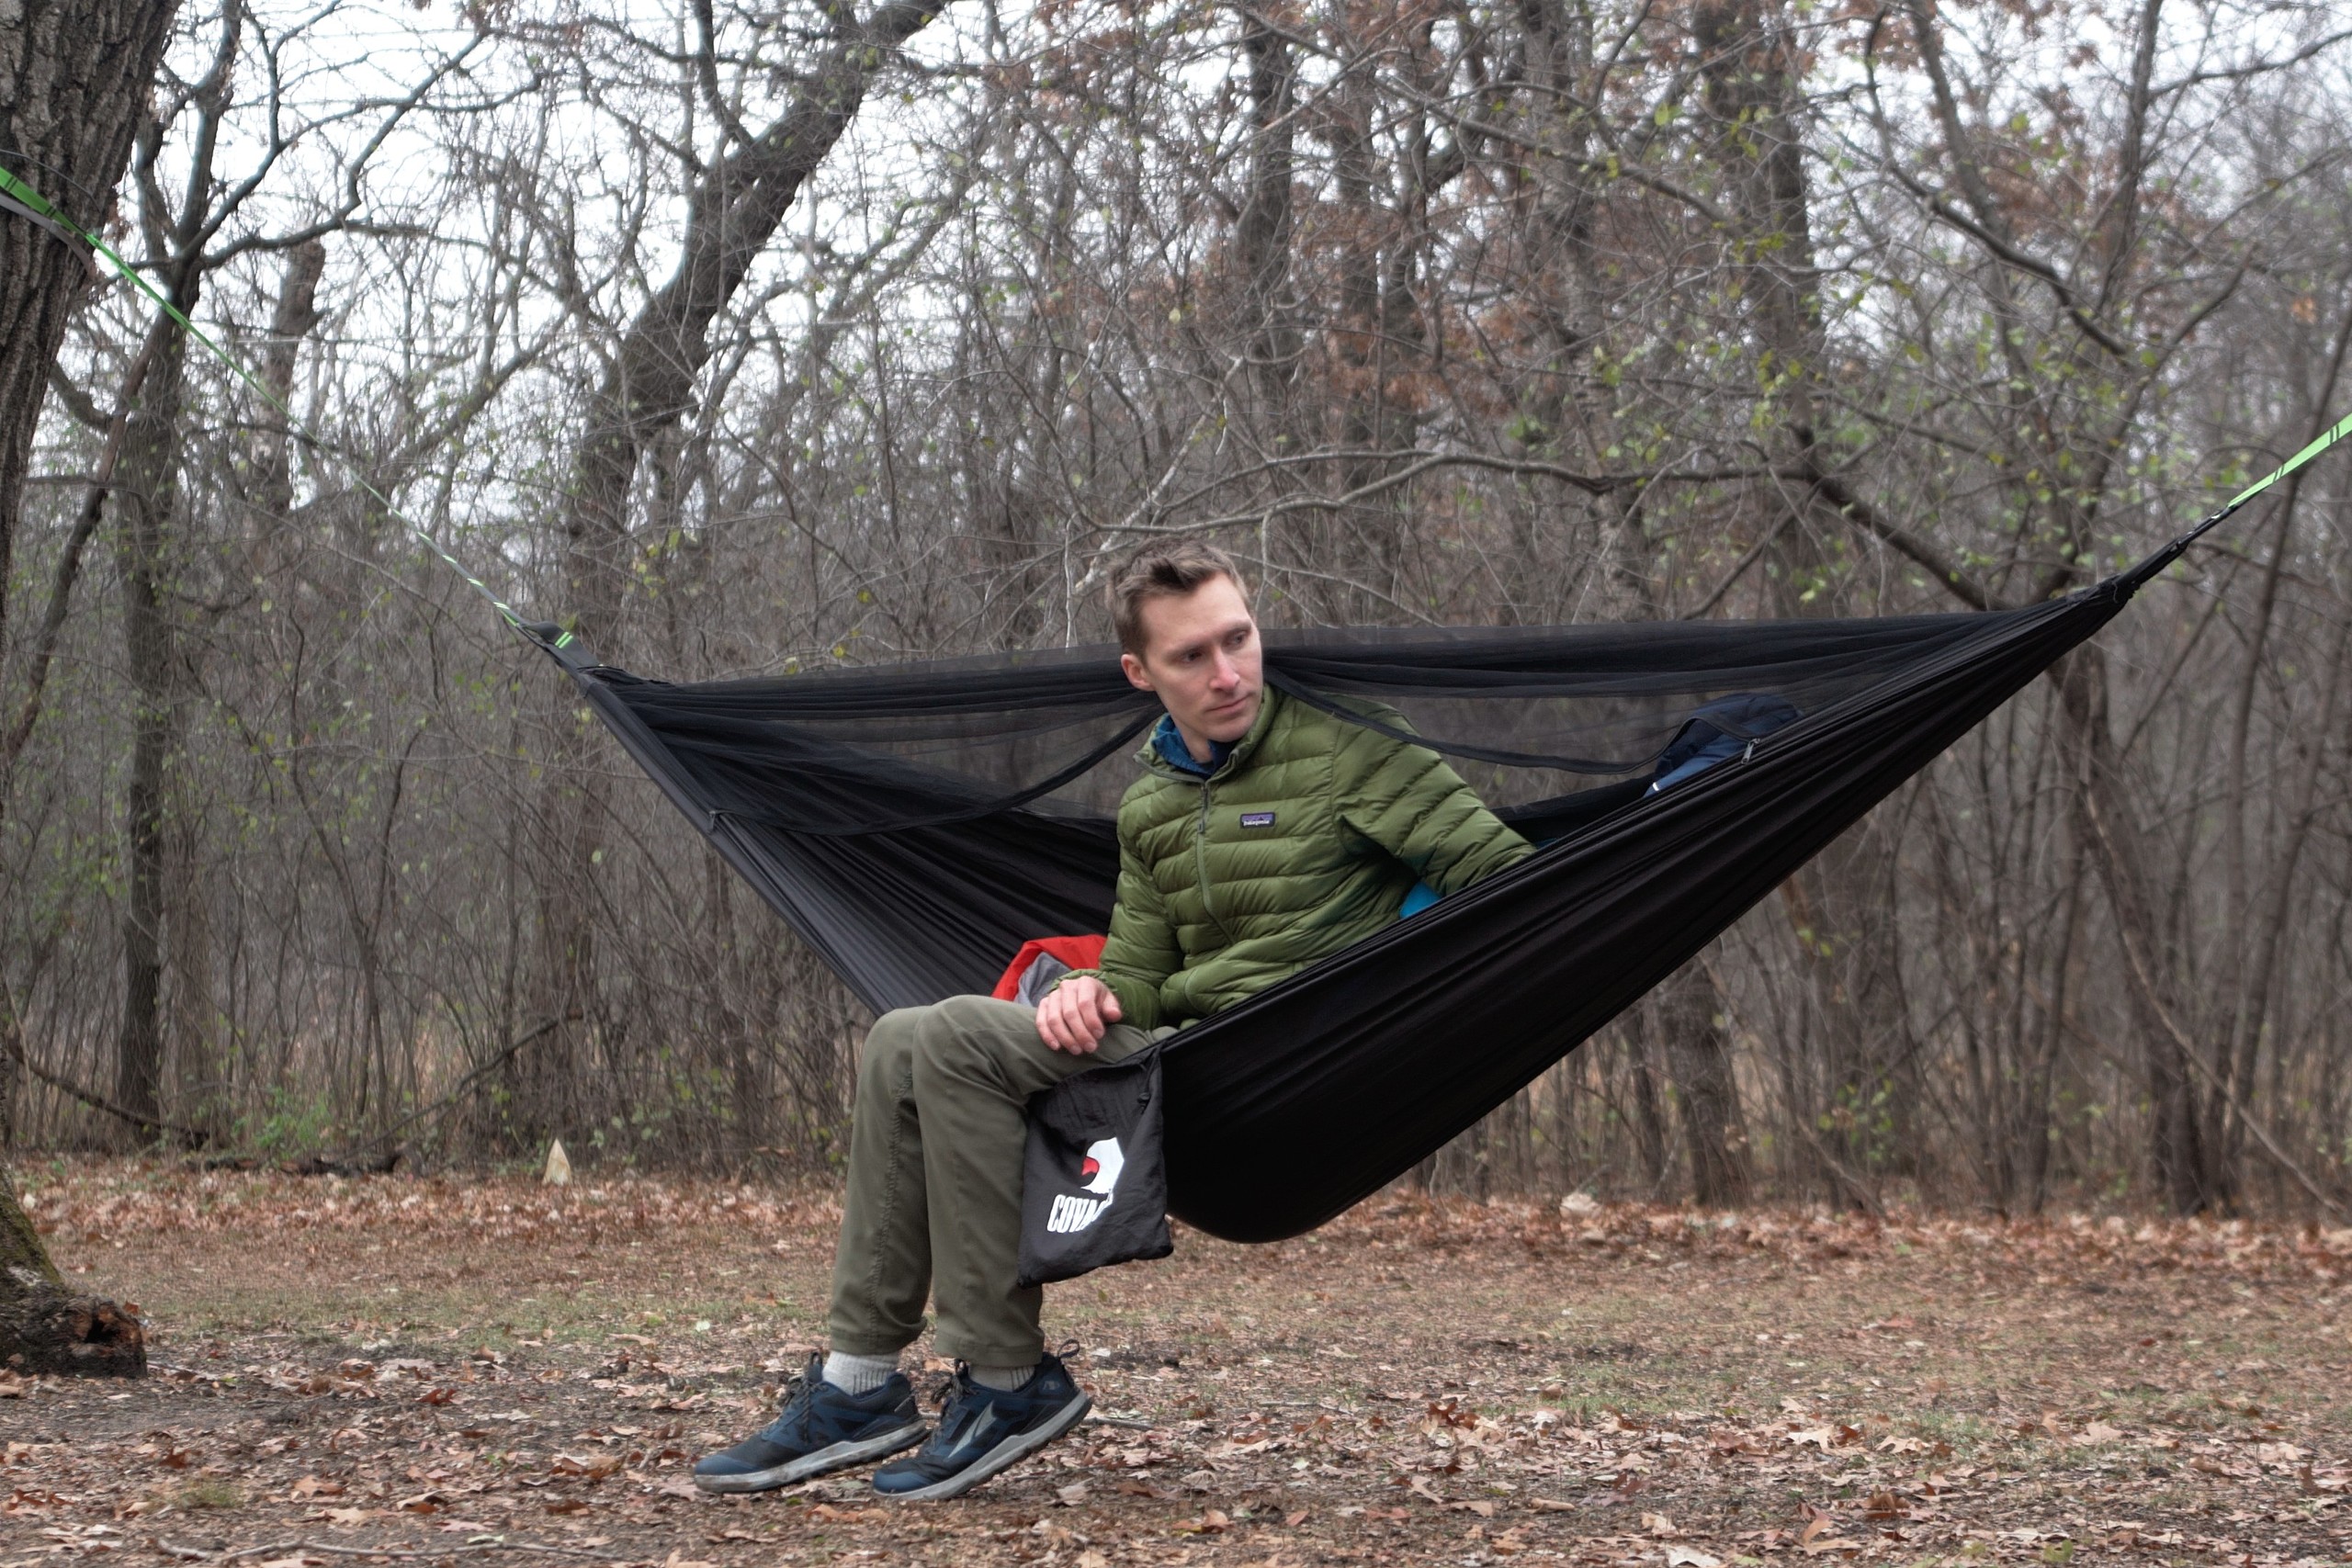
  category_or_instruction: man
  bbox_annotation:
[695,539,1531,1501]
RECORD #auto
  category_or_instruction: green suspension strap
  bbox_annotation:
[2119,405,2352,591]
[0,163,573,653]
[2222,408,2352,516]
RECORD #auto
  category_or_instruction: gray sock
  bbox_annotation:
[821,1350,899,1395]
[968,1360,1038,1392]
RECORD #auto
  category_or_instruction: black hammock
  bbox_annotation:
[540,545,2190,1246]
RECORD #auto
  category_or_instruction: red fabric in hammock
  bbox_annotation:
[990,934,1108,1001]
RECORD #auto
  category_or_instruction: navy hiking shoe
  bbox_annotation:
[693,1354,926,1493]
[870,1353,1091,1501]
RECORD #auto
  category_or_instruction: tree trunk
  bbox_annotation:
[1234,6,1298,414]
[1697,0,1910,1205]
[1315,65,1398,621]
[240,235,326,582]
[111,320,194,1141]
[0,1167,145,1377]
[524,0,946,1142]
[1626,1021,1671,1191]
[2053,645,2216,1211]
[1655,962,1753,1206]
[0,0,181,660]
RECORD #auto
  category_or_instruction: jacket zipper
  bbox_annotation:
[1194,779,1229,938]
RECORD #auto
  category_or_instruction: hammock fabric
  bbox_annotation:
[547,553,2177,1245]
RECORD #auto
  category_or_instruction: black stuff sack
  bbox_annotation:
[1017,1045,1172,1288]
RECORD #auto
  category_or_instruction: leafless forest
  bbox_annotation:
[4,0,2350,1217]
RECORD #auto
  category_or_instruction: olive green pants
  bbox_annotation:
[825,995,1169,1367]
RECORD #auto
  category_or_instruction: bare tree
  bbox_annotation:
[514,0,950,1146]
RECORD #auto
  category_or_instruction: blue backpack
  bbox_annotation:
[1400,693,1802,919]
[1647,693,1803,795]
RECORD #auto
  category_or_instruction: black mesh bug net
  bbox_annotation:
[539,540,2196,1243]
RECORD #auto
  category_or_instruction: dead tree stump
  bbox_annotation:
[1,1168,144,1377]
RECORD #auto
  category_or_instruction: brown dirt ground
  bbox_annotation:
[4,1160,2349,1568]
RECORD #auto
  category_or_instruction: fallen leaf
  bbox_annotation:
[288,1475,345,1499]
[1667,1550,1723,1568]
[1057,1482,1090,1506]
[1114,1479,1174,1499]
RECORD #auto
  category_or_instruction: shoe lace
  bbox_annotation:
[763,1357,826,1438]
[919,1363,984,1451]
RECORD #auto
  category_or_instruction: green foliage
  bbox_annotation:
[237,1086,342,1162]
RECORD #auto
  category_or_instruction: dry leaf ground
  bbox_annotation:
[4,1159,2349,1567]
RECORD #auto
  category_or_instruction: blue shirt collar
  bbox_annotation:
[1151,713,1231,778]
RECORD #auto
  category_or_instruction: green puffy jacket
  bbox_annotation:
[1064,685,1532,1029]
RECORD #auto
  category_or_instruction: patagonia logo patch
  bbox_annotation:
[1238,811,1276,829]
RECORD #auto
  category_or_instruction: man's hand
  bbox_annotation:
[1036,976,1122,1054]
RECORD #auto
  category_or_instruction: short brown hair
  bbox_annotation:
[1109,538,1250,657]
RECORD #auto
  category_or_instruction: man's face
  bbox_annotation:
[1120,574,1263,759]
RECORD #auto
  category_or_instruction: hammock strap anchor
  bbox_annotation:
[0,162,557,653]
